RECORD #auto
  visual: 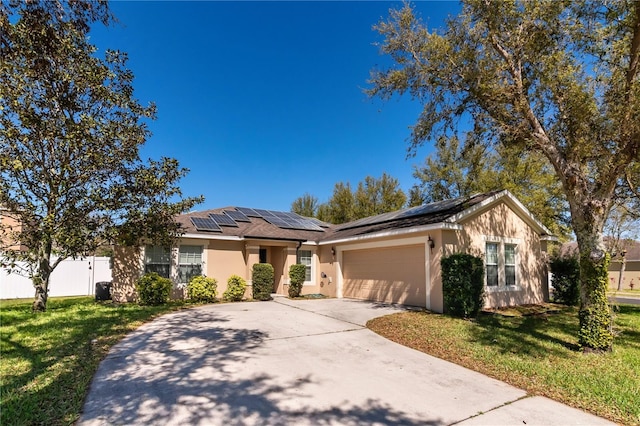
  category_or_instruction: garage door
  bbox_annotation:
[342,244,426,307]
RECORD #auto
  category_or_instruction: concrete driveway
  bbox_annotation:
[79,297,611,425]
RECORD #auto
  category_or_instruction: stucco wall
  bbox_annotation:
[608,260,640,290]
[112,245,142,303]
[317,245,338,297]
[454,202,548,308]
[206,240,247,296]
[0,212,27,252]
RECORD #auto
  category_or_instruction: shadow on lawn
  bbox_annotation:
[470,304,640,357]
[470,307,581,357]
[0,298,187,424]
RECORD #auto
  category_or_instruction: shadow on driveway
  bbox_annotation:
[80,305,440,425]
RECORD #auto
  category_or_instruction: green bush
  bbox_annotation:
[136,272,173,306]
[550,254,580,306]
[252,263,274,301]
[288,264,306,298]
[441,253,485,318]
[223,275,247,301]
[187,276,218,303]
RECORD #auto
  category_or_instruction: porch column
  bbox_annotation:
[284,246,297,285]
[245,244,260,286]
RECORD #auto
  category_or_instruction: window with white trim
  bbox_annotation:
[484,241,518,288]
[178,245,203,284]
[486,243,499,287]
[145,245,170,278]
[297,250,312,282]
[505,244,516,286]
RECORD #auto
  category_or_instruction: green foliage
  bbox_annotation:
[291,193,319,217]
[550,254,580,306]
[0,0,202,311]
[288,264,307,298]
[223,275,247,302]
[368,0,640,349]
[324,182,356,224]
[291,173,407,225]
[187,276,218,303]
[136,273,173,306]
[252,263,274,301]
[441,253,485,318]
[578,253,613,351]
[413,138,571,239]
[0,296,185,425]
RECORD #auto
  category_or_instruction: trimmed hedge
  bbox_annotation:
[252,263,274,301]
[288,264,306,298]
[136,272,173,306]
[223,275,247,302]
[441,253,485,318]
[187,276,218,303]
[550,254,580,306]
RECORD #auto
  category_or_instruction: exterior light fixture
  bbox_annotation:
[428,236,435,249]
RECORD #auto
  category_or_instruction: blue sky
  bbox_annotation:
[90,1,461,212]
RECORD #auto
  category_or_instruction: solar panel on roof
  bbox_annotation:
[282,217,324,232]
[308,217,331,228]
[209,213,239,227]
[271,211,292,219]
[190,217,221,232]
[262,216,291,227]
[224,210,251,222]
[237,207,262,217]
[254,208,276,218]
[336,196,468,231]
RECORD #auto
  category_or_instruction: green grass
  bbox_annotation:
[0,296,189,425]
[368,304,640,425]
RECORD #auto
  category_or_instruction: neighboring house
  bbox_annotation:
[606,240,640,290]
[112,190,555,312]
[0,208,27,252]
[560,240,640,291]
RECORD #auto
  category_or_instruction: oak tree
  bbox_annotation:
[369,0,640,350]
[0,1,202,311]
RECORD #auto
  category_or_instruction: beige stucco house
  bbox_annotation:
[112,190,555,312]
[607,241,640,290]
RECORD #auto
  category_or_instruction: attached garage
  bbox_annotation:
[342,244,426,307]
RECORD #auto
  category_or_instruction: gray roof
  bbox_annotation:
[177,190,518,243]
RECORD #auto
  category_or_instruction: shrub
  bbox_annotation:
[252,263,274,301]
[550,254,580,306]
[136,272,173,306]
[187,276,218,303]
[441,253,485,318]
[288,264,306,298]
[223,275,247,301]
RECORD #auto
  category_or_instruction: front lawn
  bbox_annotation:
[0,297,188,425]
[368,304,640,425]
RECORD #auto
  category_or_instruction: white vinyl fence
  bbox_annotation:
[0,257,112,299]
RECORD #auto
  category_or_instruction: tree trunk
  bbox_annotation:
[573,215,613,352]
[32,254,52,312]
[617,254,626,291]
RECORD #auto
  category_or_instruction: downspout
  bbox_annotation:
[425,239,431,311]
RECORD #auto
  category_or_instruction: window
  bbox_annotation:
[486,243,499,287]
[505,244,516,286]
[178,245,202,283]
[145,245,170,278]
[485,241,517,288]
[297,250,312,282]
